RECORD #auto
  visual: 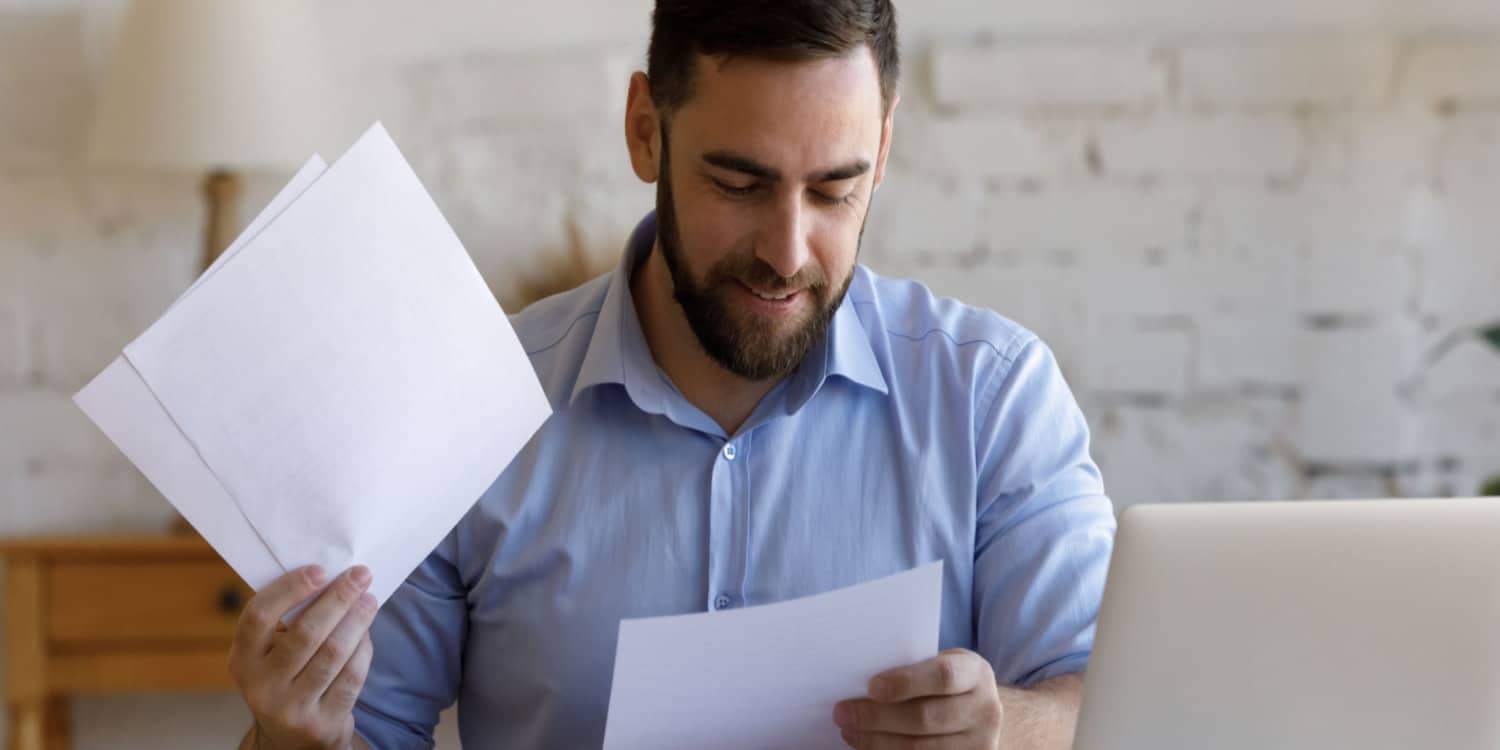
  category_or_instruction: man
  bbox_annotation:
[231,2,1116,748]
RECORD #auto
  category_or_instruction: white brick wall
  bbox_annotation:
[0,8,88,167]
[1295,321,1421,464]
[3,2,1500,748]
[413,52,622,128]
[893,114,1089,182]
[931,42,1168,112]
[1178,37,1396,110]
[1094,114,1307,178]
[1400,38,1500,104]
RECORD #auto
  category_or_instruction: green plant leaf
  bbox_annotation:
[1483,323,1500,353]
[1482,475,1500,498]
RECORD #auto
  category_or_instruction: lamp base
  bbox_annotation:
[201,169,242,268]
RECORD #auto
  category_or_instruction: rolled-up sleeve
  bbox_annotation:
[972,336,1116,688]
[353,531,468,750]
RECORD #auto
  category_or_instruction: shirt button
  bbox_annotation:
[721,443,737,461]
[714,595,733,610]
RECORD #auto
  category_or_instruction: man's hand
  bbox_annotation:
[228,565,378,750]
[834,649,1003,749]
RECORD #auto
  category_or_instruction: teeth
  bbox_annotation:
[753,290,791,301]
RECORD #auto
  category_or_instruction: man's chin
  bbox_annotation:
[727,311,814,346]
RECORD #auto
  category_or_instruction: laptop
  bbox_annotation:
[1073,498,1500,750]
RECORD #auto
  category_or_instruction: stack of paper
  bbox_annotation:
[74,123,552,607]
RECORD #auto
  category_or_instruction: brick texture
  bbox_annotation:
[931,42,1168,111]
[1178,37,1396,109]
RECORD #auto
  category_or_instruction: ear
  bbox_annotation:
[872,94,899,192]
[624,71,663,184]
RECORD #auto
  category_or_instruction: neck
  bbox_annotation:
[631,241,783,436]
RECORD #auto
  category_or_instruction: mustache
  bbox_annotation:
[706,254,828,294]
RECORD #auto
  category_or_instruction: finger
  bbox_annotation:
[839,727,969,750]
[321,632,374,714]
[869,650,988,703]
[835,693,981,736]
[292,590,377,696]
[268,566,372,678]
[234,565,327,658]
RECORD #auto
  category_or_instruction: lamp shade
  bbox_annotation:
[87,0,341,172]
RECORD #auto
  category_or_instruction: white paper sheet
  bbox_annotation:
[602,561,945,750]
[119,122,551,607]
[176,155,330,309]
[73,357,283,587]
[73,155,329,591]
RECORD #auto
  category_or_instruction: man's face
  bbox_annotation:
[653,49,891,381]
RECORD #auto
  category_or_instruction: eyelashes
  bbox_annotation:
[711,179,855,207]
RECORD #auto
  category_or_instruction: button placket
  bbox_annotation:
[706,439,736,612]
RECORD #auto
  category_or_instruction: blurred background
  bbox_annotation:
[1,0,1498,747]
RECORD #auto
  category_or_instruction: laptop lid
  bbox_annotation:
[1074,498,1500,750]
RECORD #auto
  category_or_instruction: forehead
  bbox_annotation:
[666,48,885,166]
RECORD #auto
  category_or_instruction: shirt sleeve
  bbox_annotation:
[972,335,1116,688]
[353,530,468,750]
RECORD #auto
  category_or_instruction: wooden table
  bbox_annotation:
[2,536,250,750]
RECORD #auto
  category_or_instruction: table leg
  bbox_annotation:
[42,697,68,750]
[7,698,43,750]
[4,698,65,750]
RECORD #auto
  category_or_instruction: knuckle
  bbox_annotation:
[978,656,996,682]
[226,653,246,684]
[916,699,946,730]
[242,686,276,717]
[288,620,321,648]
[849,702,868,729]
[352,593,377,618]
[936,658,959,691]
[338,575,365,601]
[239,603,272,632]
[301,566,325,589]
[316,639,347,669]
[327,674,364,706]
[980,697,1004,727]
[346,659,370,685]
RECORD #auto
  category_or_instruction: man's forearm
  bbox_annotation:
[995,672,1085,749]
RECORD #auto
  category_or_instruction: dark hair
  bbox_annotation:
[647,0,900,120]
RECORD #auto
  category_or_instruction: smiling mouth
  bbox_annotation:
[734,279,803,301]
[749,287,796,302]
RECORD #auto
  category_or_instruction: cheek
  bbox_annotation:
[807,218,861,283]
[673,189,756,266]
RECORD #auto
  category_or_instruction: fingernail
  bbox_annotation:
[834,703,855,728]
[869,677,891,700]
[306,566,326,586]
[351,566,372,587]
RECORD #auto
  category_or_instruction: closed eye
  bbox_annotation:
[712,179,760,198]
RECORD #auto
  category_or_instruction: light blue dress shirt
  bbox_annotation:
[353,213,1117,749]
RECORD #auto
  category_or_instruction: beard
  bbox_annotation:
[655,128,860,382]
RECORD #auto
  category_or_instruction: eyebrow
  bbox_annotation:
[701,150,871,184]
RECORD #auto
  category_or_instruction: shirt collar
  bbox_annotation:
[805,285,890,399]
[570,212,890,415]
[569,214,663,410]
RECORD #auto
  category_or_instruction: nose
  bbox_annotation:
[756,193,811,280]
